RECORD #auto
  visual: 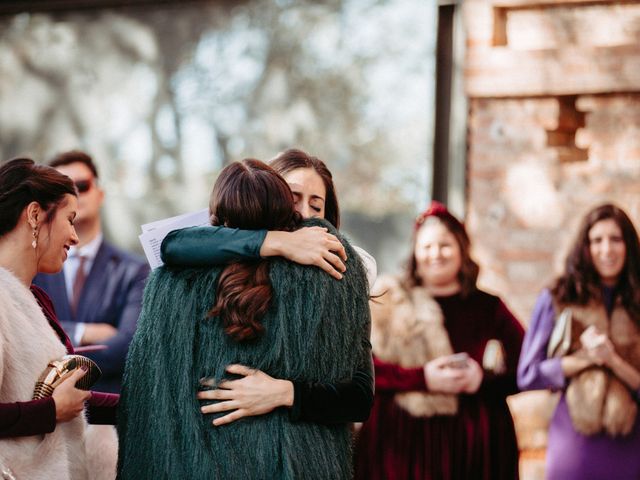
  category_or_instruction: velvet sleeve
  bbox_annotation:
[478,298,525,398]
[160,226,267,267]
[373,356,427,392]
[517,289,566,391]
[289,336,374,423]
[0,398,56,438]
[86,391,119,425]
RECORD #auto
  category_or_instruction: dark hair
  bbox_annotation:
[49,150,99,179]
[551,203,640,318]
[270,148,340,228]
[0,158,76,237]
[404,215,479,297]
[208,159,301,341]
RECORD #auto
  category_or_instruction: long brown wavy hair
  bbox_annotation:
[551,203,640,319]
[404,213,479,297]
[270,148,340,228]
[208,159,301,341]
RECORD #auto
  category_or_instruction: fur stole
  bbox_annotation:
[0,267,90,480]
[370,275,457,417]
[561,299,640,437]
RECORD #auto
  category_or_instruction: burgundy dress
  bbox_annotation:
[354,289,524,480]
[0,285,118,438]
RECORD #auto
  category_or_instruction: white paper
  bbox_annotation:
[138,208,210,269]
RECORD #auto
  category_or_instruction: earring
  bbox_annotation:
[31,226,38,249]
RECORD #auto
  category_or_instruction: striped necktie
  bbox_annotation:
[71,255,88,315]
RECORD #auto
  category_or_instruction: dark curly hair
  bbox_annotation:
[208,159,301,342]
[551,203,640,319]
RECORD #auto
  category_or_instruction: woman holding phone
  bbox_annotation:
[354,201,525,480]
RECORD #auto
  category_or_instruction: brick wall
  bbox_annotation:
[463,1,640,478]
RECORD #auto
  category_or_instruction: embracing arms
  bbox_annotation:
[162,225,347,279]
[163,223,374,424]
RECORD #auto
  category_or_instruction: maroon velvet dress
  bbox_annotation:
[0,286,117,438]
[354,289,524,480]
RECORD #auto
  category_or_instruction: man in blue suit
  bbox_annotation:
[34,151,149,393]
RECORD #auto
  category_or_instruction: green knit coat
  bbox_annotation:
[117,219,370,480]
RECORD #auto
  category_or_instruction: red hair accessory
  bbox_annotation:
[415,200,465,233]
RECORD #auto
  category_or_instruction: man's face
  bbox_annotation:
[54,162,104,227]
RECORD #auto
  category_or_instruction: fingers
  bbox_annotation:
[62,366,87,386]
[197,388,234,401]
[318,258,344,280]
[212,409,247,426]
[225,364,254,377]
[309,227,347,263]
[326,237,347,262]
[200,400,239,415]
[429,356,452,368]
[324,251,346,273]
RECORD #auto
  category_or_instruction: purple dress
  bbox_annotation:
[517,289,640,480]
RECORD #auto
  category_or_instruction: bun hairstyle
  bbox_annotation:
[208,159,301,341]
[0,157,76,237]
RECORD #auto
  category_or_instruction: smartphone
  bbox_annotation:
[444,352,469,369]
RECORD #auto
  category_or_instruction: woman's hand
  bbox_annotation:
[52,367,92,423]
[197,364,294,426]
[580,327,640,390]
[580,326,615,366]
[459,357,484,394]
[424,356,468,394]
[261,227,347,279]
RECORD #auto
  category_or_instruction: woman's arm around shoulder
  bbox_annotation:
[161,225,347,279]
[161,225,267,267]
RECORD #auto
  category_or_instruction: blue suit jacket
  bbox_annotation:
[34,241,149,393]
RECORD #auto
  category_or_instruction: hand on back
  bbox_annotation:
[197,364,294,426]
[262,227,347,279]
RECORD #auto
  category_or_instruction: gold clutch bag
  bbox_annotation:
[32,354,102,400]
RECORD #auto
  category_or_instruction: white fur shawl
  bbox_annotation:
[0,267,90,480]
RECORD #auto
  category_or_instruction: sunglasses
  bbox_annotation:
[75,179,94,194]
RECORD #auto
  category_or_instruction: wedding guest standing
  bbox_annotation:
[518,203,640,480]
[0,157,118,480]
[355,201,524,480]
